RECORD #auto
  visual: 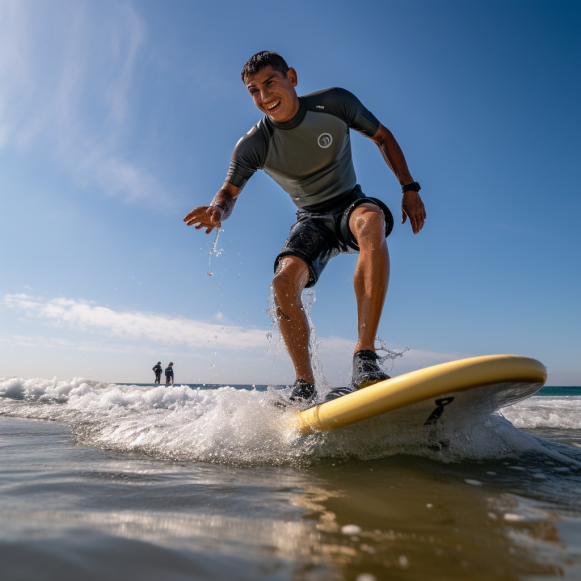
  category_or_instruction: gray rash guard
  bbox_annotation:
[225,88,380,209]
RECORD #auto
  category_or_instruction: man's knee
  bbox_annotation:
[272,256,309,300]
[349,204,386,245]
[272,271,295,300]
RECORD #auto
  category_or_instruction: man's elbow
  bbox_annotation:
[371,123,394,146]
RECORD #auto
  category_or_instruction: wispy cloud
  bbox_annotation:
[0,0,168,205]
[0,334,209,359]
[4,294,267,350]
[3,293,472,383]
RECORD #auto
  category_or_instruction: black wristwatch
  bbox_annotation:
[402,181,421,193]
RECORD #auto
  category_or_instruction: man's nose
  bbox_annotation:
[260,87,271,102]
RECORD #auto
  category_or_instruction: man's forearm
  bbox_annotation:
[210,187,238,221]
[375,128,414,186]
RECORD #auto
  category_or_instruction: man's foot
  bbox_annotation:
[275,379,317,408]
[289,379,317,403]
[324,386,357,402]
[352,350,390,389]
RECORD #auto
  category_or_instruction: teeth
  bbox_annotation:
[267,101,280,110]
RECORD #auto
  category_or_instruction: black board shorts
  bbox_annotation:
[274,185,394,288]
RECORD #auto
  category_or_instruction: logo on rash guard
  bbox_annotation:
[318,133,333,148]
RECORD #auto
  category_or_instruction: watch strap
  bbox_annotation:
[402,181,421,193]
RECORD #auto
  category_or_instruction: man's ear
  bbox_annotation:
[287,67,298,88]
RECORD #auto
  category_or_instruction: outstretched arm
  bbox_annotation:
[183,182,242,234]
[370,123,426,234]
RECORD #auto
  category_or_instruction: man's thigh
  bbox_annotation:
[275,216,338,288]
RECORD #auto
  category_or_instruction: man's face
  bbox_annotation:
[245,66,299,123]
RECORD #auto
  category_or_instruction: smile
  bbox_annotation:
[266,100,281,112]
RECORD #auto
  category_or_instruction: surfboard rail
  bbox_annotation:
[292,355,547,434]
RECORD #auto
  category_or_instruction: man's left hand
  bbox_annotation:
[401,190,426,234]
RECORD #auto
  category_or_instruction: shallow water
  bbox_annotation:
[1,377,580,580]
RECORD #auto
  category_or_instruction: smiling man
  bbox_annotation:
[184,51,425,405]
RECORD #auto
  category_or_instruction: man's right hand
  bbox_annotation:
[184,183,241,234]
[183,206,224,234]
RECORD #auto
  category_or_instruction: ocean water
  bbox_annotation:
[0,377,580,580]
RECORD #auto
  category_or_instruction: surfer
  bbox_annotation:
[184,51,425,404]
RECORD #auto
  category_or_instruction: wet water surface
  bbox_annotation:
[0,378,580,580]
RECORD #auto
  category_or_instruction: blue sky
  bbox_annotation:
[1,0,579,385]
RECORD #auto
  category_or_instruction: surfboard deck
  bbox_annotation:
[291,355,547,434]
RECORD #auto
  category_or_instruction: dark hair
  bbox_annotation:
[241,51,289,83]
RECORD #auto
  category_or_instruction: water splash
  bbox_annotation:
[265,287,329,390]
[206,228,224,276]
[266,285,285,359]
[302,289,329,390]
[374,336,409,374]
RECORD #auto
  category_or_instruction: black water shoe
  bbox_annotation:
[324,386,357,402]
[352,350,390,389]
[275,379,317,408]
[289,379,317,403]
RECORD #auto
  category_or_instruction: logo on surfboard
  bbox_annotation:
[424,397,455,425]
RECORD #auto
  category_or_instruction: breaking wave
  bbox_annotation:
[501,396,581,429]
[0,376,579,466]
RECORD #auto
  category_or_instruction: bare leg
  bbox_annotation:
[349,204,390,353]
[272,256,314,385]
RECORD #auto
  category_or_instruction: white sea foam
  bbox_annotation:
[501,396,581,429]
[0,377,300,464]
[0,377,579,466]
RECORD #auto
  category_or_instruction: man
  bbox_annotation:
[152,361,162,384]
[165,362,174,386]
[184,51,425,405]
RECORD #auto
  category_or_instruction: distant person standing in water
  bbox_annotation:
[165,363,174,385]
[184,51,425,406]
[152,362,162,384]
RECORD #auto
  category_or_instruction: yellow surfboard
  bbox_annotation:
[292,355,547,434]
